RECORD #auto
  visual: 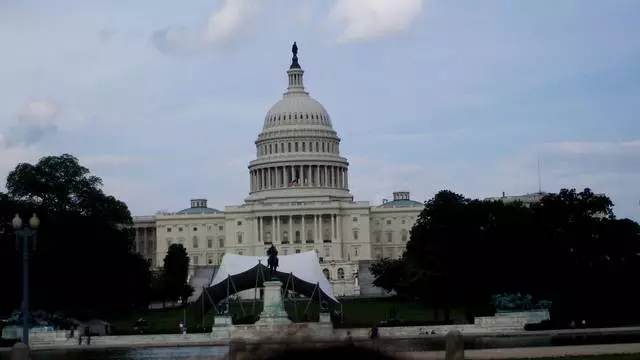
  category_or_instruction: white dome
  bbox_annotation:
[263,94,333,130]
[246,42,353,204]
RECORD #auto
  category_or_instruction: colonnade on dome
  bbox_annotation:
[250,164,349,193]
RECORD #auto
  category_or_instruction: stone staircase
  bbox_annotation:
[188,266,218,303]
[357,261,392,298]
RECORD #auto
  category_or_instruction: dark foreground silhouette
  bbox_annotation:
[231,343,398,360]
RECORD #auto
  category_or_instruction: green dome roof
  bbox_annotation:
[176,207,221,215]
[378,199,423,208]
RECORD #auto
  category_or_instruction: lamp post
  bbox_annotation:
[12,213,40,347]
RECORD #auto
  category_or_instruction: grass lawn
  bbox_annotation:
[108,297,444,334]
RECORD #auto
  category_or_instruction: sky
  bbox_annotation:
[1,0,639,220]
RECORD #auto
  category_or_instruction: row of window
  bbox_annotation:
[373,247,403,260]
[167,236,225,249]
[322,268,346,280]
[266,112,329,125]
[373,229,409,243]
[258,140,339,156]
[166,224,224,233]
[374,218,412,226]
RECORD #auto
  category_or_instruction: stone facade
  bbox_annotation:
[132,44,423,297]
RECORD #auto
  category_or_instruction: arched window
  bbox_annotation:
[306,229,313,242]
[192,236,199,248]
[295,230,301,243]
[401,229,408,242]
[282,231,289,243]
[353,229,359,240]
[236,231,243,244]
[266,231,272,243]
[337,268,345,280]
[323,269,330,280]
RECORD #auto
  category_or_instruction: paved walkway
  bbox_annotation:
[403,343,640,359]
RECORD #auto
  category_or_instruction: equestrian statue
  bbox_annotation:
[266,245,279,279]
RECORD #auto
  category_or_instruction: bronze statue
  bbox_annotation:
[266,245,279,278]
[292,41,298,57]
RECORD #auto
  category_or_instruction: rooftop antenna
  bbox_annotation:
[537,156,543,194]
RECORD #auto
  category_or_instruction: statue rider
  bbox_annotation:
[266,245,279,279]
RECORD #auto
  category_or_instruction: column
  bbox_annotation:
[257,216,262,243]
[275,215,280,243]
[307,165,311,186]
[315,165,320,186]
[254,216,259,243]
[331,166,336,187]
[336,214,341,242]
[298,165,303,184]
[275,167,280,188]
[313,214,318,242]
[301,215,306,243]
[333,167,338,188]
[271,214,276,244]
[289,215,293,242]
[285,166,290,187]
[269,167,273,188]
[253,171,257,191]
[345,169,349,189]
[324,166,328,187]
[331,214,335,241]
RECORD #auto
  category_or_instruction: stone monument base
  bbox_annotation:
[255,280,292,325]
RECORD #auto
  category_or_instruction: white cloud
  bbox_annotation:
[329,0,425,42]
[18,100,60,127]
[3,100,60,147]
[152,0,260,54]
[204,0,260,44]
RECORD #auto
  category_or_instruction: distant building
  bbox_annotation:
[485,192,548,206]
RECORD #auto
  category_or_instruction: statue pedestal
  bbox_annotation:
[255,280,292,325]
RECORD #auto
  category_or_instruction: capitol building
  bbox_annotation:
[132,43,423,297]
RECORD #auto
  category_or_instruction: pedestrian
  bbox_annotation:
[369,325,380,349]
[84,326,91,345]
[346,331,354,345]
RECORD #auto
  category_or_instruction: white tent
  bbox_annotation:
[194,251,340,318]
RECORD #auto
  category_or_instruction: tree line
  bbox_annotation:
[0,154,191,320]
[370,189,640,327]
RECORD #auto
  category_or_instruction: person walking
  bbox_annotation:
[369,325,380,349]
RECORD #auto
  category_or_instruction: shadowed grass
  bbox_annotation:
[108,298,445,334]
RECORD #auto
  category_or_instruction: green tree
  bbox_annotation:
[528,188,637,324]
[369,258,411,295]
[162,244,192,304]
[402,190,484,321]
[370,187,640,326]
[0,154,151,317]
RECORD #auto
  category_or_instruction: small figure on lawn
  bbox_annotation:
[267,245,279,278]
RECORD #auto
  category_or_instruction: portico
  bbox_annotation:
[254,213,341,245]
